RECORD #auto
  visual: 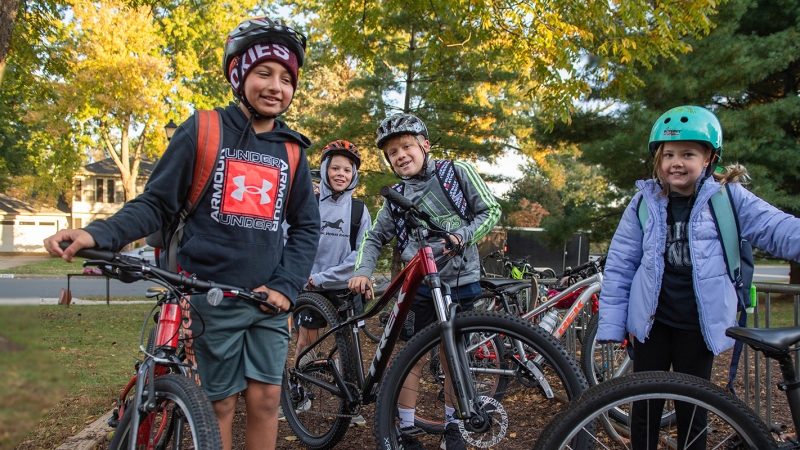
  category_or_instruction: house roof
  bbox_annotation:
[0,193,69,216]
[81,158,157,177]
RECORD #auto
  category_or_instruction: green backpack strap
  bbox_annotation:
[637,195,649,231]
[708,184,741,284]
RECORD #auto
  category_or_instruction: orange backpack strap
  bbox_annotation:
[185,110,223,214]
[284,141,300,204]
[166,110,223,272]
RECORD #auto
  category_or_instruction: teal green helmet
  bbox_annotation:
[648,106,722,158]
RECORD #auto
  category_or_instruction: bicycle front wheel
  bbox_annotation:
[374,310,589,450]
[534,371,776,450]
[108,374,221,450]
[282,292,358,450]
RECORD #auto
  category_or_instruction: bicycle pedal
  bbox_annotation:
[400,425,427,437]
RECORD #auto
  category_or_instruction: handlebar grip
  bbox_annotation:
[380,185,413,209]
[59,241,116,261]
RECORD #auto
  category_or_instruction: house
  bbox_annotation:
[70,158,156,229]
[0,194,70,253]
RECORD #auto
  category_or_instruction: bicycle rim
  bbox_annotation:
[374,311,590,450]
[108,374,221,450]
[534,371,776,450]
[282,292,356,450]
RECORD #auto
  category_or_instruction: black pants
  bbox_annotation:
[631,320,715,450]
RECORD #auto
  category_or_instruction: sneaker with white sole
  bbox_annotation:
[349,414,366,427]
[277,398,311,421]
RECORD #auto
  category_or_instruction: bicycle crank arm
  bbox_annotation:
[517,357,554,398]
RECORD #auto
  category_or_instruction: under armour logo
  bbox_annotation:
[231,176,273,204]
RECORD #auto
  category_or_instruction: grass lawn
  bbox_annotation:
[0,306,70,450]
[0,257,89,275]
[7,303,153,450]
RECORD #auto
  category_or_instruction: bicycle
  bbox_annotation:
[501,254,556,280]
[59,242,280,450]
[533,324,800,449]
[479,250,503,278]
[280,186,590,450]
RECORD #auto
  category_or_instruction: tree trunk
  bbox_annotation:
[0,0,19,86]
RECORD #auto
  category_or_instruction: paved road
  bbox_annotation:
[0,265,789,303]
[0,277,160,302]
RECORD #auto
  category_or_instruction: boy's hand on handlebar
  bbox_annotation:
[254,286,291,314]
[442,234,463,256]
[43,229,96,262]
[348,276,373,299]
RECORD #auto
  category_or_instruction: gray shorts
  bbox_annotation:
[181,294,290,402]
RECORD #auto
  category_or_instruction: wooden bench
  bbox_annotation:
[66,273,110,305]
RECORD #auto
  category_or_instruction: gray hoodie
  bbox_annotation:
[354,159,501,287]
[310,158,372,286]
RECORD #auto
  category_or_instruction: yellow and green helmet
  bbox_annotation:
[648,106,722,158]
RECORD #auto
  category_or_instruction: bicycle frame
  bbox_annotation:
[292,239,482,418]
[523,273,603,340]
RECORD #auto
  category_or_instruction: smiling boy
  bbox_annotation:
[44,17,319,450]
[349,113,501,450]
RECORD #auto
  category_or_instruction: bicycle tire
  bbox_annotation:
[472,292,499,312]
[108,374,222,450]
[145,326,157,355]
[374,310,590,450]
[282,292,358,450]
[361,295,394,343]
[580,314,675,427]
[533,371,776,450]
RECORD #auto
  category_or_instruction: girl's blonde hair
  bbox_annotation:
[652,143,749,196]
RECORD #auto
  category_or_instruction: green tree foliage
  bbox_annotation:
[539,0,800,270]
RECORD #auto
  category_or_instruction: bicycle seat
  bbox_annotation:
[726,326,800,354]
[480,278,529,290]
[316,281,350,291]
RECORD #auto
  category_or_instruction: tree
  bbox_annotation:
[0,0,19,83]
[541,0,800,280]
[508,198,549,227]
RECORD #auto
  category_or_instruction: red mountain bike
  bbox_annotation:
[60,242,280,450]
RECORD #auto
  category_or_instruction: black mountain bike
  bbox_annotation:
[280,186,589,450]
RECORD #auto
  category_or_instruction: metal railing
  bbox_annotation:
[741,282,800,428]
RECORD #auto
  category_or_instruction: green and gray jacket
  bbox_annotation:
[354,160,501,287]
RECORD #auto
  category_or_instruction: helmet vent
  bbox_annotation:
[664,118,671,124]
[680,116,689,122]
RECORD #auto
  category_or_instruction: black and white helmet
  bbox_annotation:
[376,113,428,149]
[223,17,306,81]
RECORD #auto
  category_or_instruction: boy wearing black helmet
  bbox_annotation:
[349,113,501,450]
[44,17,319,450]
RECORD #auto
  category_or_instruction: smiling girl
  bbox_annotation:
[597,105,800,449]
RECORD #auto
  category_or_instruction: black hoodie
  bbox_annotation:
[85,103,320,302]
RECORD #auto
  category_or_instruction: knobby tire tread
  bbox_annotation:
[108,374,221,450]
[282,292,358,450]
[533,371,775,450]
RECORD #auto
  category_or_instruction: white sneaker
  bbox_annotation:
[349,414,366,427]
[278,398,311,421]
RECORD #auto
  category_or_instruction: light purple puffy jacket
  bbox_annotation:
[597,178,800,355]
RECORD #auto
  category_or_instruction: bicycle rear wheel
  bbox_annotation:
[108,374,221,450]
[374,311,590,450]
[282,292,358,450]
[534,371,776,450]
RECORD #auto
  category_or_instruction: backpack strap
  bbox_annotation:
[285,142,300,205]
[350,199,365,251]
[434,160,471,220]
[708,184,742,285]
[637,195,649,231]
[387,183,409,253]
[167,110,223,271]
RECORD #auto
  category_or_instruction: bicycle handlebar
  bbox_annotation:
[58,241,279,312]
[380,185,458,251]
[563,254,606,277]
